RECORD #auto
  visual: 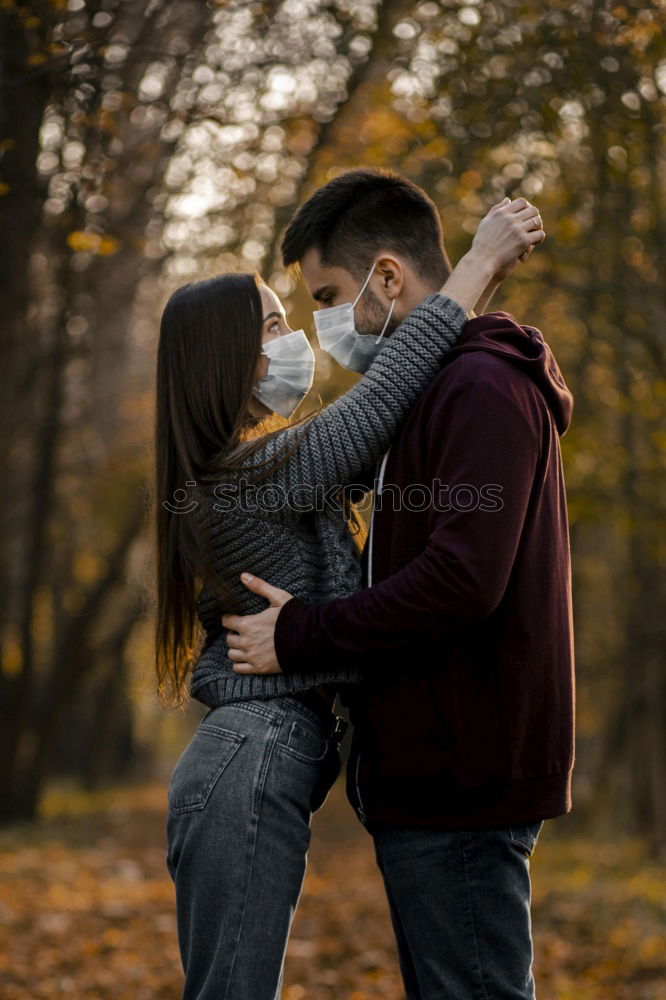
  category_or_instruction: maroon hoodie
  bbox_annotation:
[275,311,576,831]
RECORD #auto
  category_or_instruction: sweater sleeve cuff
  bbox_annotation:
[275,597,324,675]
[420,290,468,328]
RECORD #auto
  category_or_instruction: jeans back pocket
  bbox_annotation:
[278,719,329,764]
[168,723,245,814]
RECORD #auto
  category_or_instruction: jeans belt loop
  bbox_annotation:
[330,715,348,746]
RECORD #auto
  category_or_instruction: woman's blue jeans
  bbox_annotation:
[165,696,345,1000]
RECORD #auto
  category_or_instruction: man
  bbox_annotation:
[223,168,575,999]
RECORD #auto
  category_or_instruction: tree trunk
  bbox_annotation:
[0,498,145,823]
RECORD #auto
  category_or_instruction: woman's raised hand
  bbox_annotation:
[436,196,546,316]
[471,196,546,279]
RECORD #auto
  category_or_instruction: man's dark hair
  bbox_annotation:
[281,168,451,285]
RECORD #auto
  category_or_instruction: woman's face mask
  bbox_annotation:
[313,262,396,374]
[251,328,315,419]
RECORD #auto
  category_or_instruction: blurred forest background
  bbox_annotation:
[0,0,665,995]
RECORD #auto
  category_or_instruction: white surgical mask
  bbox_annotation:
[314,262,396,374]
[252,328,315,418]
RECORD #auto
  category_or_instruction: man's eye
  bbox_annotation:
[321,296,334,307]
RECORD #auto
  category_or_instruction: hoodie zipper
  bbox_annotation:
[355,448,390,827]
[367,447,390,589]
[354,752,367,826]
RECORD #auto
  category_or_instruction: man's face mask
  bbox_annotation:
[252,328,315,419]
[313,262,396,374]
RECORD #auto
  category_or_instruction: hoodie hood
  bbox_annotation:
[449,310,573,436]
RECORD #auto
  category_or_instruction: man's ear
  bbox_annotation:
[374,254,405,302]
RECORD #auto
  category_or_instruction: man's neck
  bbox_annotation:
[397,279,441,321]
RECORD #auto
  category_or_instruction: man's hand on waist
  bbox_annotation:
[222,573,292,675]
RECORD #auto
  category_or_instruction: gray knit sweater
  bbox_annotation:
[190,291,467,708]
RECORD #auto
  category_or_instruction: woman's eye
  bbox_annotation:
[268,320,280,333]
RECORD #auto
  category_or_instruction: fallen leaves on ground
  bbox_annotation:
[0,780,663,999]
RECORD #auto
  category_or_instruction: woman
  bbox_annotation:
[156,198,544,999]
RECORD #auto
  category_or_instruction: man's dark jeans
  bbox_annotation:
[372,820,544,1000]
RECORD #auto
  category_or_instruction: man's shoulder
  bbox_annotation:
[409,349,549,437]
[427,348,529,399]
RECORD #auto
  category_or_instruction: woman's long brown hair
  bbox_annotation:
[152,272,365,708]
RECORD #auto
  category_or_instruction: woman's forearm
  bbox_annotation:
[437,249,496,316]
[473,276,500,316]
